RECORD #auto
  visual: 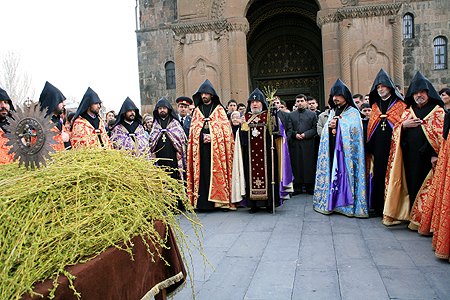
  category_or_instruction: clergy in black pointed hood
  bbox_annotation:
[246,88,268,113]
[368,69,404,105]
[153,97,178,121]
[72,87,102,126]
[192,79,222,107]
[0,87,15,112]
[39,81,66,118]
[0,87,14,133]
[404,71,444,108]
[112,97,142,130]
[328,79,358,110]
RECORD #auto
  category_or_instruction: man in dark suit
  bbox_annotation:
[176,96,192,139]
[273,96,292,143]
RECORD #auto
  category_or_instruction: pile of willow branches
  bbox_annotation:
[0,148,203,299]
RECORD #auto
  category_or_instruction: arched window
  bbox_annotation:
[403,13,414,39]
[434,37,447,70]
[165,61,176,89]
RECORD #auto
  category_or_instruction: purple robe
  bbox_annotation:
[110,124,149,156]
[149,119,187,178]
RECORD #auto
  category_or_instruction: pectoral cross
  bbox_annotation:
[162,133,166,143]
[381,120,386,131]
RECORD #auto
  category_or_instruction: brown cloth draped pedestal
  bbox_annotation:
[22,221,186,300]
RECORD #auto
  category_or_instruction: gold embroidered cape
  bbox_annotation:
[384,106,444,223]
[186,105,234,208]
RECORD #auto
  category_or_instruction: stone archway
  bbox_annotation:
[246,0,323,109]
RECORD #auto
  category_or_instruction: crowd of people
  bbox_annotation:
[1,69,450,262]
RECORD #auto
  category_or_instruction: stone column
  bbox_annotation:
[228,18,250,103]
[174,34,185,97]
[320,21,340,105]
[339,19,351,87]
[219,30,231,103]
[390,16,404,87]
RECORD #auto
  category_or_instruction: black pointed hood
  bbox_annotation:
[0,87,15,112]
[328,79,357,109]
[72,87,102,124]
[404,71,444,108]
[192,79,221,107]
[369,69,404,105]
[153,97,178,120]
[246,88,268,113]
[112,97,142,129]
[38,81,66,117]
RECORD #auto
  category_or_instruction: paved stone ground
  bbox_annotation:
[173,194,450,300]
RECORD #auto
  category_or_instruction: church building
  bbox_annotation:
[136,0,450,112]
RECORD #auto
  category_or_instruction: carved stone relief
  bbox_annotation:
[317,3,402,27]
[186,57,221,100]
[351,42,391,93]
[340,0,358,6]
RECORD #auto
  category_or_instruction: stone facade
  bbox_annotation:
[401,0,450,92]
[137,0,450,112]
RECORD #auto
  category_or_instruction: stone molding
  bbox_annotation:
[172,18,249,38]
[317,3,402,27]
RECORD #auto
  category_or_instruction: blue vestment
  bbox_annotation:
[313,106,368,217]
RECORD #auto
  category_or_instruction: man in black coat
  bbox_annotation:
[273,96,293,143]
[289,94,317,195]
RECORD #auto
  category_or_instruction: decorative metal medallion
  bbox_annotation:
[5,103,57,169]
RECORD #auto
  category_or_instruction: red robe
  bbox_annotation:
[384,105,444,225]
[71,117,111,149]
[418,137,450,260]
[186,105,234,209]
[0,128,13,164]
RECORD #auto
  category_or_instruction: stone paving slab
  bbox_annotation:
[172,194,450,300]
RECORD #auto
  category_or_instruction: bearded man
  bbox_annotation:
[71,87,111,149]
[241,88,293,213]
[313,79,368,217]
[38,81,69,151]
[149,97,187,180]
[110,97,149,156]
[383,71,445,227]
[186,79,235,211]
[366,69,406,217]
[0,87,14,163]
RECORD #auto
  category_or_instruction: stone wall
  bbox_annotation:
[137,0,178,114]
[402,0,450,92]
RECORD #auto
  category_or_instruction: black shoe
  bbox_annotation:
[249,207,259,214]
[306,190,314,195]
[369,209,380,218]
[292,190,301,196]
[266,207,273,213]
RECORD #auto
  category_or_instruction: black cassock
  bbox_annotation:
[289,108,317,191]
[197,102,217,210]
[366,96,396,214]
[401,102,438,208]
[154,117,179,180]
